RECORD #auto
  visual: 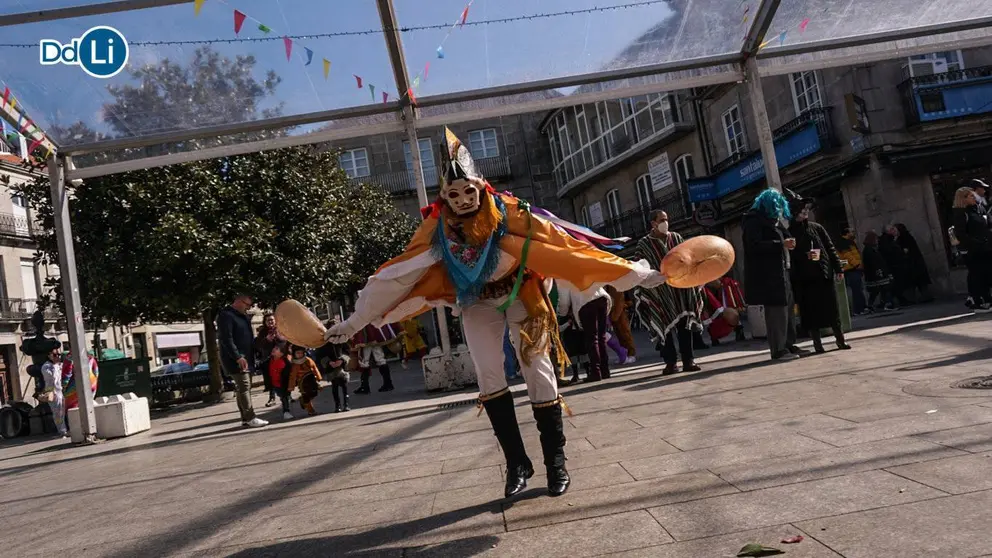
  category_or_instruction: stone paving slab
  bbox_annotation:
[648,470,945,541]
[796,490,992,558]
[3,304,992,557]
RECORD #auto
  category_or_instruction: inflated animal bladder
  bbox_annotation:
[275,299,326,349]
[661,235,736,288]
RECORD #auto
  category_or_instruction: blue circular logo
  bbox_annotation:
[77,26,128,79]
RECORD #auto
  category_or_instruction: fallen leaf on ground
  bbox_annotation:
[926,409,938,414]
[781,535,804,544]
[737,543,785,557]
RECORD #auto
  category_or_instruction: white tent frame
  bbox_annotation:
[3,0,992,438]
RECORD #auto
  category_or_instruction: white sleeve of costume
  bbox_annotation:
[350,250,439,329]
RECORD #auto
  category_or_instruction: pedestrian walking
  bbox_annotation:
[261,342,293,420]
[556,284,612,382]
[217,295,268,428]
[952,186,992,312]
[742,188,807,361]
[789,198,852,354]
[889,223,934,303]
[634,210,703,375]
[836,227,868,315]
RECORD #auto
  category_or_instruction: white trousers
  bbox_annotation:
[462,298,559,404]
[359,345,387,368]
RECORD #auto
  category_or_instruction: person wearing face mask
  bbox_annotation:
[634,210,703,375]
[323,128,674,500]
[742,188,809,361]
[836,227,868,316]
[788,196,852,354]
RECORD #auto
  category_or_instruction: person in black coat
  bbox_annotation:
[883,223,933,303]
[789,201,852,354]
[862,231,897,311]
[742,188,808,361]
[952,187,992,311]
[217,295,268,428]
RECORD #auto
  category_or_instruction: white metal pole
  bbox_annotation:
[48,154,96,443]
[744,57,783,192]
[402,106,452,357]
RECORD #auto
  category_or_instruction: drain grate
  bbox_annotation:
[436,398,478,410]
[953,376,992,390]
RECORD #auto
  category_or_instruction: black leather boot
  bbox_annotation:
[810,330,825,354]
[355,369,371,394]
[533,399,570,497]
[481,390,534,498]
[378,364,395,392]
[834,325,852,350]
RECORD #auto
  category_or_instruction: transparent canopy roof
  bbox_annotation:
[1,0,990,173]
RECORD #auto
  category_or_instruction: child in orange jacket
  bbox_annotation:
[288,344,323,416]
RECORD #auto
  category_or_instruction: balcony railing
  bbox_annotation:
[590,195,690,242]
[711,106,836,175]
[898,66,992,126]
[0,298,58,321]
[0,212,35,239]
[349,156,512,194]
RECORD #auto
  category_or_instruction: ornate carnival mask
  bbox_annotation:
[439,127,484,216]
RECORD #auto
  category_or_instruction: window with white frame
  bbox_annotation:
[790,71,822,116]
[605,189,622,221]
[403,138,435,172]
[722,105,747,156]
[673,154,694,192]
[468,129,499,158]
[338,148,370,178]
[548,93,681,190]
[579,205,590,227]
[635,174,653,210]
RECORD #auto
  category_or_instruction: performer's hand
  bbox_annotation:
[324,319,359,344]
[641,271,668,289]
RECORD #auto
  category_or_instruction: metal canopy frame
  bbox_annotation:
[2,0,991,433]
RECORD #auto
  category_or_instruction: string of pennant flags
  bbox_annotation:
[195,0,475,106]
[738,0,815,52]
[0,84,55,161]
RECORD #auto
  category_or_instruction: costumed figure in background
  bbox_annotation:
[635,210,703,376]
[350,323,401,394]
[40,346,67,437]
[606,285,636,363]
[325,128,678,499]
[400,318,428,364]
[62,349,99,412]
[701,276,747,346]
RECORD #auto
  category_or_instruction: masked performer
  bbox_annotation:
[325,129,670,499]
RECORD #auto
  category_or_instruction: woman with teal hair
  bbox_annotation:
[742,188,808,361]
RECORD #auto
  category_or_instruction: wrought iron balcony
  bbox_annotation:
[590,195,690,242]
[348,156,511,194]
[898,66,992,125]
[0,212,35,239]
[711,106,836,175]
[0,298,59,321]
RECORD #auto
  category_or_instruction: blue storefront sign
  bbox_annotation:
[688,123,823,202]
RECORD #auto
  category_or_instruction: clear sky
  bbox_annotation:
[0,0,677,144]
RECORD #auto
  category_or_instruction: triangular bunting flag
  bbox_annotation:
[369,84,376,101]
[10,97,16,111]
[27,139,41,155]
[2,88,9,106]
[194,0,205,16]
[283,37,293,61]
[424,62,430,81]
[412,76,421,89]
[323,59,331,79]
[44,145,53,160]
[460,4,470,26]
[437,46,445,59]
[354,75,363,88]
[799,17,810,32]
[383,92,389,103]
[304,47,314,66]
[258,23,271,34]
[778,30,787,45]
[234,10,247,34]
[408,87,417,105]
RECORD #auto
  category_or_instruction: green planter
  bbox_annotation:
[820,277,852,336]
[96,358,153,400]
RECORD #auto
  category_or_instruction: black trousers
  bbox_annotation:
[966,253,992,305]
[578,296,610,380]
[330,377,348,407]
[661,316,694,366]
[272,386,291,412]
